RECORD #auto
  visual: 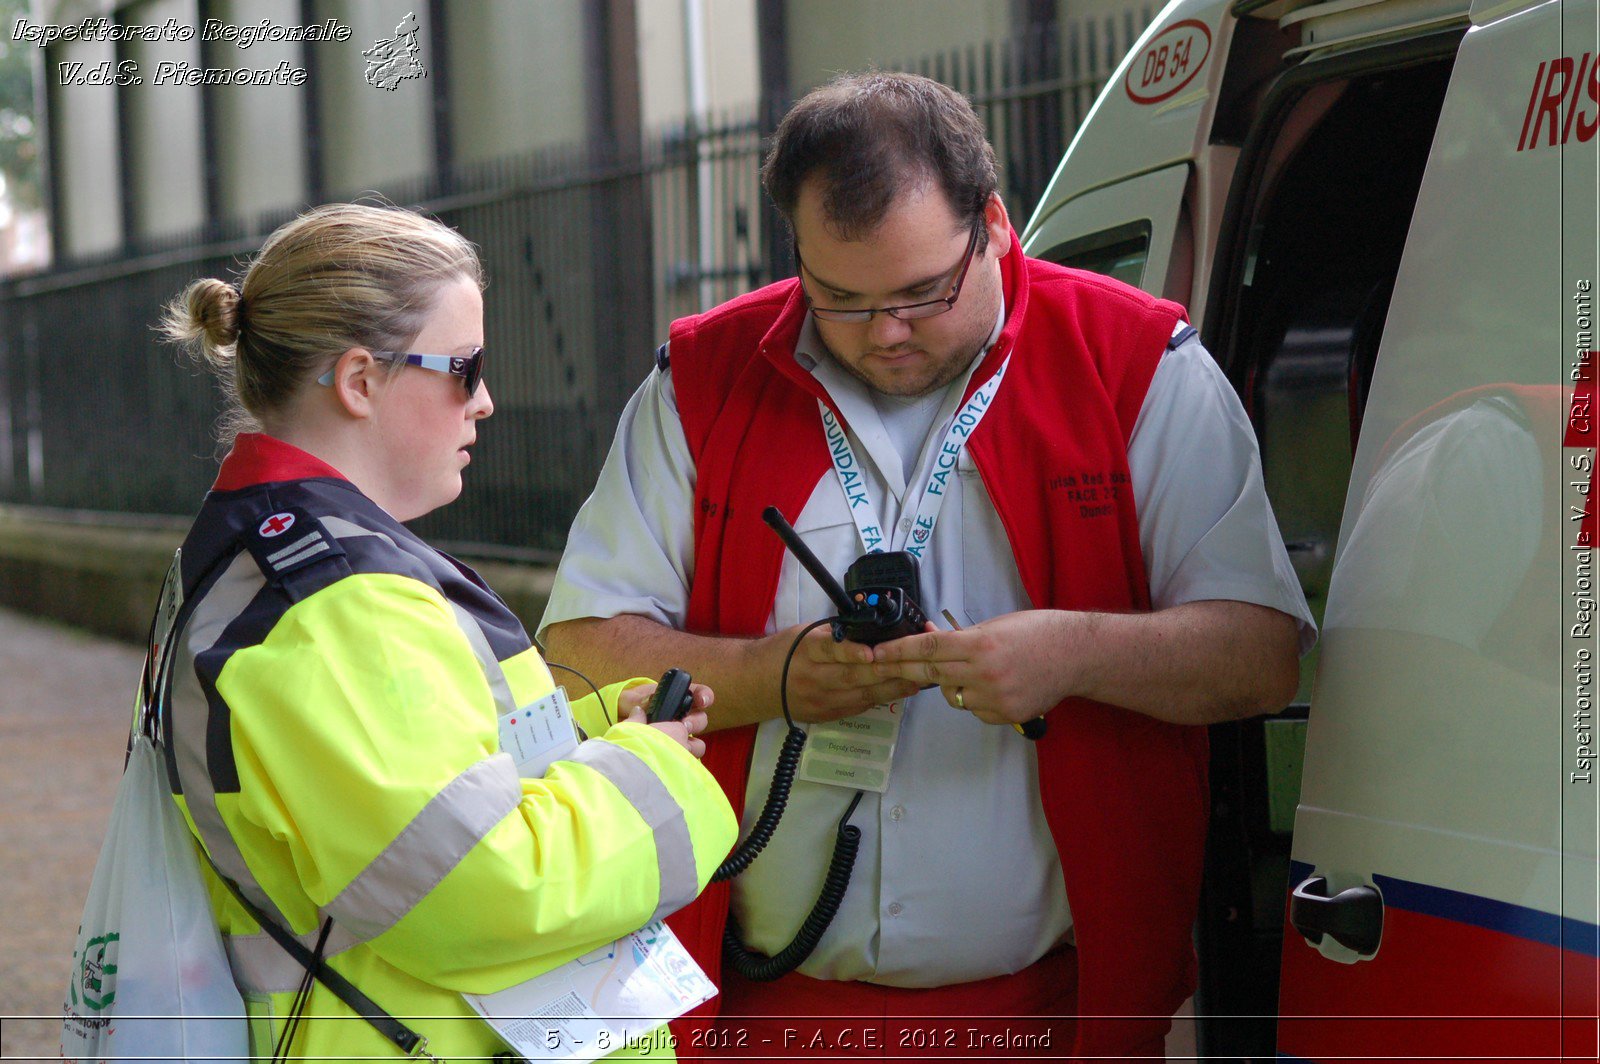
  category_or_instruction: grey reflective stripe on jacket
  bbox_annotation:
[568,740,699,921]
[226,923,363,994]
[223,754,520,994]
[169,550,294,930]
[449,602,516,714]
[323,753,521,941]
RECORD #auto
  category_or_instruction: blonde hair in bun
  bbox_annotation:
[161,278,243,366]
[159,202,483,440]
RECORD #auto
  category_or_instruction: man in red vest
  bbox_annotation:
[542,72,1313,1060]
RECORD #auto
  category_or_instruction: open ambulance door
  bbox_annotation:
[1268,0,1600,1058]
[1022,4,1308,1052]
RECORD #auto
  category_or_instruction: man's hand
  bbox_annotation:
[754,622,924,724]
[870,601,1301,727]
[870,613,1070,726]
[542,614,926,733]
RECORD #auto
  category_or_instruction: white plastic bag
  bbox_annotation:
[61,732,247,1064]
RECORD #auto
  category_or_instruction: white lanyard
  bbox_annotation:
[818,356,1010,559]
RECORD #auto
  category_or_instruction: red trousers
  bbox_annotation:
[696,947,1168,1061]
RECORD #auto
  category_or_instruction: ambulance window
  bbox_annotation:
[1037,221,1151,287]
[1255,293,1362,704]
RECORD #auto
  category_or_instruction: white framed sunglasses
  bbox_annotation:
[317,347,487,397]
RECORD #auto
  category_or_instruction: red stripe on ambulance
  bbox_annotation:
[1279,903,1599,1060]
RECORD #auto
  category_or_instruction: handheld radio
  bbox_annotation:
[646,668,694,723]
[760,507,928,645]
[763,506,1045,742]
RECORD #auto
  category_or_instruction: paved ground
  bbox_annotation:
[0,608,143,1061]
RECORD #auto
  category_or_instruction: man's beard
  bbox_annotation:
[820,336,985,398]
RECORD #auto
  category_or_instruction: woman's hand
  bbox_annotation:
[617,681,713,759]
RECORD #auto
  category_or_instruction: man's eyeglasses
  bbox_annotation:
[796,223,982,324]
[317,346,486,397]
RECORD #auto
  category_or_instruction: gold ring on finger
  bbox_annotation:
[953,687,965,709]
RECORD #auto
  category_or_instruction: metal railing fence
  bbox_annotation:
[0,14,1151,557]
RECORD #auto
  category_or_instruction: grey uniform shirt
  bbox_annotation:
[542,308,1315,987]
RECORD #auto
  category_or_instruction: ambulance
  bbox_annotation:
[1022,0,1599,1055]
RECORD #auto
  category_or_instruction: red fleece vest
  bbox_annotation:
[665,232,1206,1059]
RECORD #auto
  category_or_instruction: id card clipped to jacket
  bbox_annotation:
[498,687,580,778]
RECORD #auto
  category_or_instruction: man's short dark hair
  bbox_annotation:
[761,71,999,243]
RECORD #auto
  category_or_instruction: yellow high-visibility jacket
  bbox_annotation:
[160,434,737,1060]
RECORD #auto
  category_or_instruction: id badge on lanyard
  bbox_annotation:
[796,358,1009,792]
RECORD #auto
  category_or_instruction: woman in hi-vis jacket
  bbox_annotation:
[152,202,737,1060]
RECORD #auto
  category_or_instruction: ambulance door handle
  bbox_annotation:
[1289,876,1382,956]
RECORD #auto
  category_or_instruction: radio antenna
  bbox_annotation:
[762,507,856,615]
